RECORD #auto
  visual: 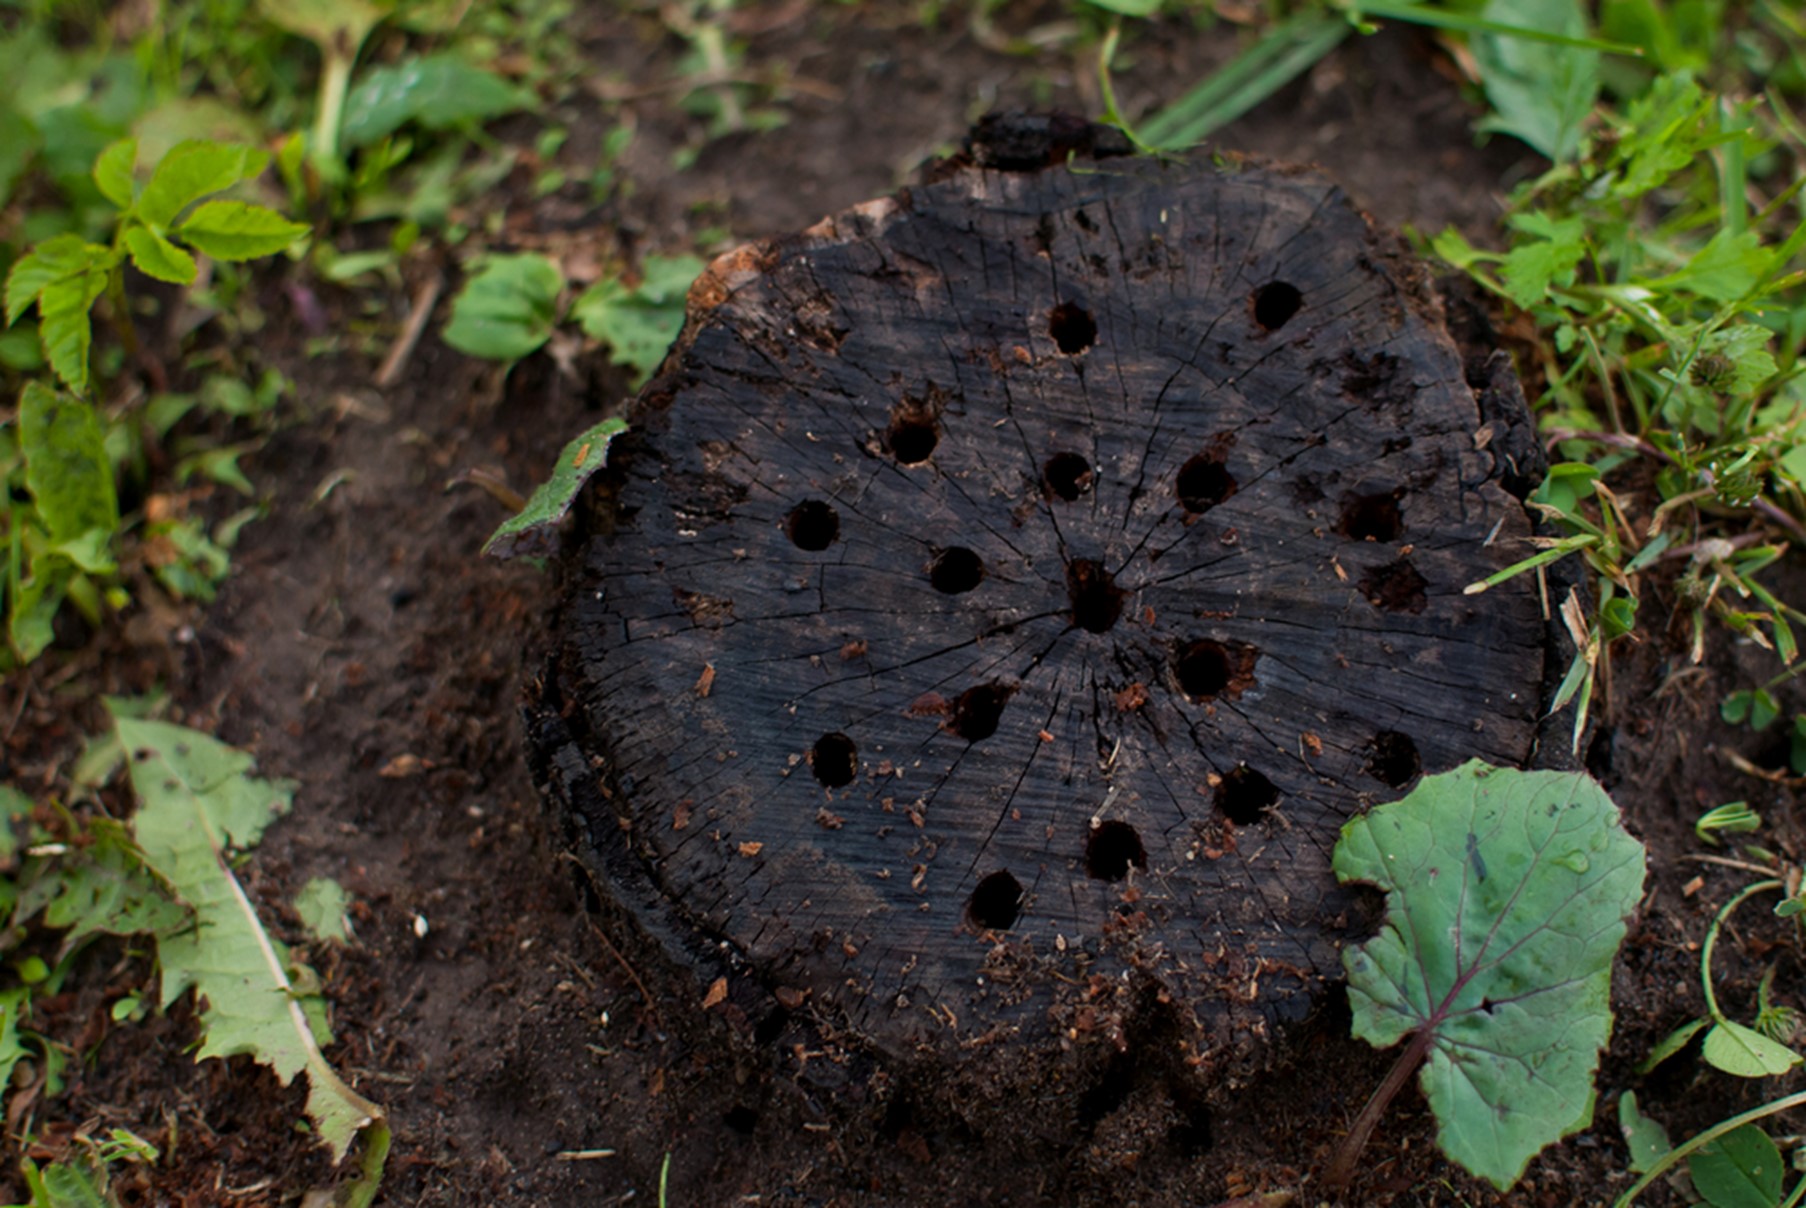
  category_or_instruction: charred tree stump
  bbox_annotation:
[527,134,1554,1100]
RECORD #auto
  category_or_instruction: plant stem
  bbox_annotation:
[1614,1087,1806,1206]
[1700,878,1784,1022]
[1780,1167,1806,1208]
[1323,1026,1433,1191]
[313,50,354,184]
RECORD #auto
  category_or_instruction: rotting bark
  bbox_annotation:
[525,127,1555,1100]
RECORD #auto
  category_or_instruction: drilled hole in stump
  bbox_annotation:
[1252,281,1302,331]
[785,500,840,550]
[1367,730,1420,788]
[1217,765,1279,825]
[1339,491,1404,542]
[1086,820,1146,882]
[930,547,984,594]
[1359,558,1427,614]
[967,870,1024,930]
[1067,559,1125,633]
[949,682,1013,742]
[1177,454,1236,514]
[1044,453,1093,501]
[811,732,857,787]
[888,417,939,465]
[1175,640,1232,701]
[1049,301,1097,354]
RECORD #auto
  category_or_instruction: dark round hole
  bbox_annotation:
[1175,640,1232,701]
[1085,820,1146,882]
[1339,491,1403,543]
[1252,281,1302,331]
[888,417,938,465]
[930,547,984,594]
[812,732,857,787]
[967,870,1024,930]
[1217,765,1279,825]
[724,1105,760,1134]
[1067,559,1124,634]
[1367,730,1420,788]
[1048,301,1097,354]
[1177,454,1236,514]
[1043,452,1093,502]
[950,682,1012,742]
[785,499,839,551]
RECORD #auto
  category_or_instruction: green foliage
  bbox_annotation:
[1332,761,1646,1190]
[1470,0,1599,161]
[114,712,386,1170]
[1696,800,1763,844]
[485,416,628,559]
[1688,1125,1785,1208]
[442,252,563,361]
[572,253,705,385]
[296,877,353,943]
[341,52,531,148]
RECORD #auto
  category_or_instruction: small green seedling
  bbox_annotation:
[1325,760,1647,1191]
[1697,801,1763,845]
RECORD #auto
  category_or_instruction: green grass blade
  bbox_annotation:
[1354,1,1645,54]
[1139,13,1351,149]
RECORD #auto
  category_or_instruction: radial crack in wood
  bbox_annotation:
[526,147,1551,1083]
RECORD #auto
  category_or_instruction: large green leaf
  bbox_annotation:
[1471,0,1599,162]
[114,714,387,1167]
[91,136,137,208]
[1689,1124,1783,1208]
[19,383,117,544]
[176,200,310,261]
[570,253,703,385]
[341,52,532,148]
[1335,761,1647,1190]
[123,226,198,285]
[484,416,627,559]
[4,234,111,328]
[135,139,271,230]
[442,252,562,362]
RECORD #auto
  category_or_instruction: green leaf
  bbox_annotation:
[4,234,110,328]
[37,820,187,951]
[258,0,382,51]
[0,988,27,1094]
[1335,761,1647,1190]
[1470,0,1599,162]
[296,877,352,943]
[30,1156,108,1208]
[1083,0,1162,14]
[1500,213,1586,308]
[1617,1092,1670,1174]
[442,253,563,362]
[1657,230,1770,302]
[571,253,704,385]
[1701,1019,1802,1078]
[484,417,628,559]
[20,383,117,544]
[136,140,271,230]
[92,136,137,209]
[0,785,32,863]
[113,713,387,1164]
[1689,1124,1784,1208]
[0,104,39,209]
[341,53,532,149]
[176,200,310,261]
[122,226,197,285]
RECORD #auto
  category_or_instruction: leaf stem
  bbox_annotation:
[1323,1025,1433,1191]
[1700,878,1784,1022]
[1614,1087,1806,1206]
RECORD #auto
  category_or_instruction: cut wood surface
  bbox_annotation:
[528,137,1552,1068]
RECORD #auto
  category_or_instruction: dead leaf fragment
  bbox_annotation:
[379,754,427,779]
[694,663,716,698]
[737,841,764,858]
[702,977,728,1008]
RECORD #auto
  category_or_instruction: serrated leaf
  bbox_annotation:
[1702,1019,1802,1078]
[37,821,187,953]
[92,137,137,208]
[1335,761,1647,1190]
[442,253,563,362]
[1689,1125,1784,1208]
[176,200,310,261]
[4,234,110,328]
[36,262,113,394]
[1657,230,1770,303]
[1617,1092,1671,1174]
[1501,212,1586,307]
[20,382,117,544]
[484,416,628,559]
[296,877,352,943]
[113,713,386,1164]
[570,253,704,385]
[136,140,271,230]
[123,226,197,285]
[341,53,532,149]
[1471,0,1599,162]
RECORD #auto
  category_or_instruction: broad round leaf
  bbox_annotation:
[1689,1124,1784,1208]
[442,253,563,362]
[1335,760,1647,1190]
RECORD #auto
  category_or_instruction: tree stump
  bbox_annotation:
[526,129,1554,1091]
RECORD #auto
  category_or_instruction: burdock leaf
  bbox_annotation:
[1335,760,1647,1190]
[114,713,387,1167]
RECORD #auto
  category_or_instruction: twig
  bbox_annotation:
[375,271,444,389]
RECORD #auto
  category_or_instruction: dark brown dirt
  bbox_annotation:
[7,6,1806,1207]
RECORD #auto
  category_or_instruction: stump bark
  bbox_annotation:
[527,133,1554,1081]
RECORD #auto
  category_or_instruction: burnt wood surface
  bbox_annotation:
[527,145,1552,1074]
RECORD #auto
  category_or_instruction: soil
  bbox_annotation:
[6,6,1805,1207]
